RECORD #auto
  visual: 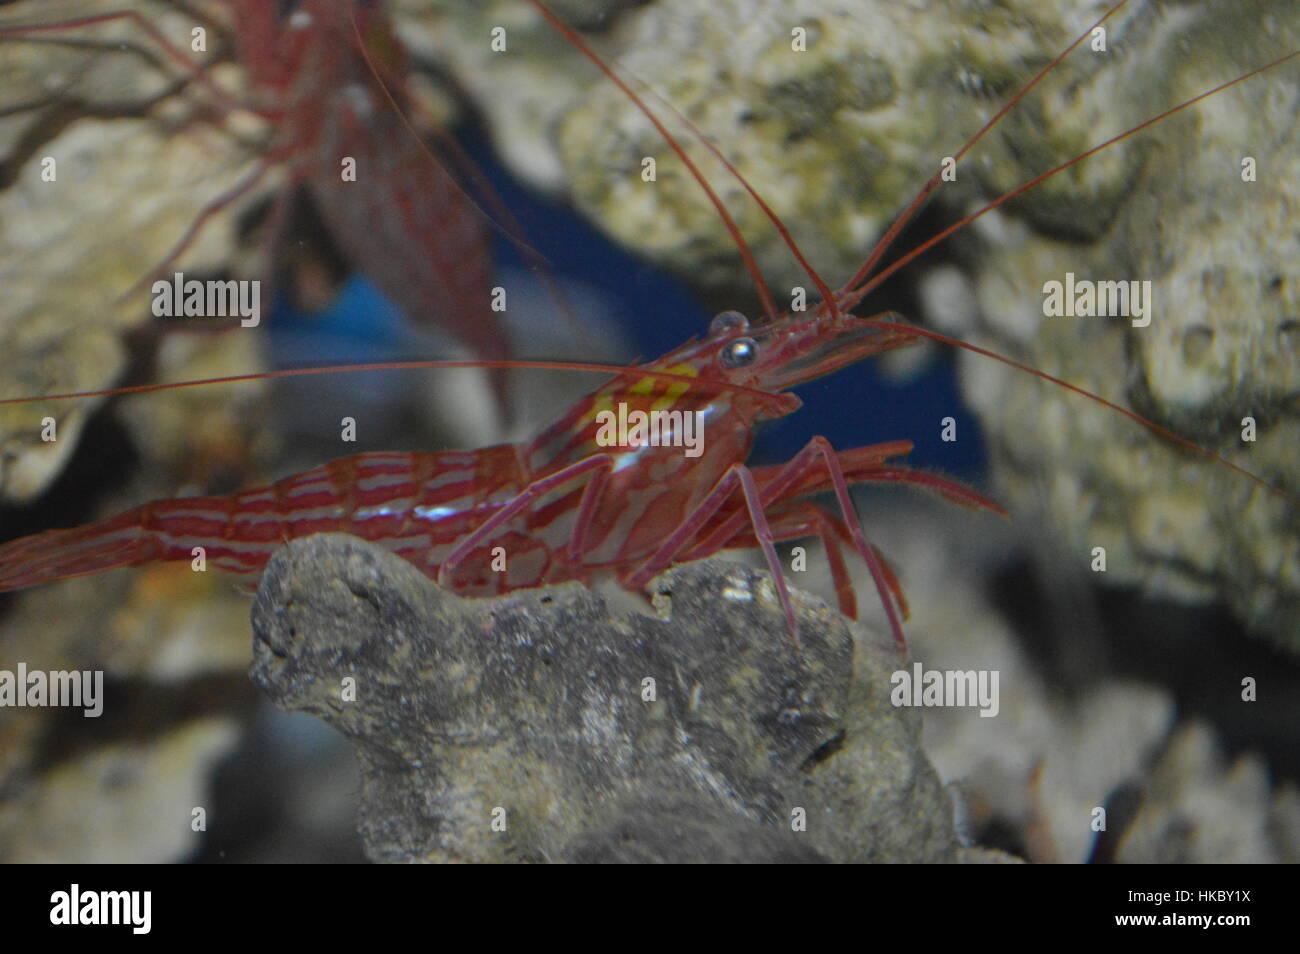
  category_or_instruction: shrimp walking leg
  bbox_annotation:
[436,454,614,587]
[757,501,859,622]
[618,462,799,640]
[625,436,908,648]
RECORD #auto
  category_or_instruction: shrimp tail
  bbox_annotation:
[0,509,165,592]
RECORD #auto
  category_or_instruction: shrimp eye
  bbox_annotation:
[709,310,749,336]
[719,337,759,369]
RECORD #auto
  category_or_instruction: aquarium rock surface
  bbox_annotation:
[249,534,966,863]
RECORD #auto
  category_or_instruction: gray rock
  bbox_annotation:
[249,533,959,863]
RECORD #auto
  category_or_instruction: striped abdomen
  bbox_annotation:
[0,448,531,593]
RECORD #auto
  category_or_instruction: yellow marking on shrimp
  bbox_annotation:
[629,363,696,413]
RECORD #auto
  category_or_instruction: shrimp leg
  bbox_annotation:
[625,437,908,649]
[437,454,614,587]
[704,499,912,626]
[753,500,860,622]
[610,462,797,639]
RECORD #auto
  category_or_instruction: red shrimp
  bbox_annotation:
[0,0,507,404]
[226,0,510,399]
[0,0,1293,655]
[0,312,999,648]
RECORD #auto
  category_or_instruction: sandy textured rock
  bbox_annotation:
[1116,722,1298,864]
[0,716,239,863]
[0,0,268,502]
[398,0,1104,286]
[0,559,257,863]
[962,0,1299,647]
[249,534,960,863]
[398,0,1298,646]
[839,493,1298,864]
[837,496,1175,863]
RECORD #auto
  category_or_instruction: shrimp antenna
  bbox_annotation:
[0,359,776,406]
[837,47,1300,503]
[628,80,842,320]
[523,0,781,323]
[840,0,1132,294]
[850,48,1300,299]
[344,6,569,298]
[561,1,1131,322]
[842,316,1294,501]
